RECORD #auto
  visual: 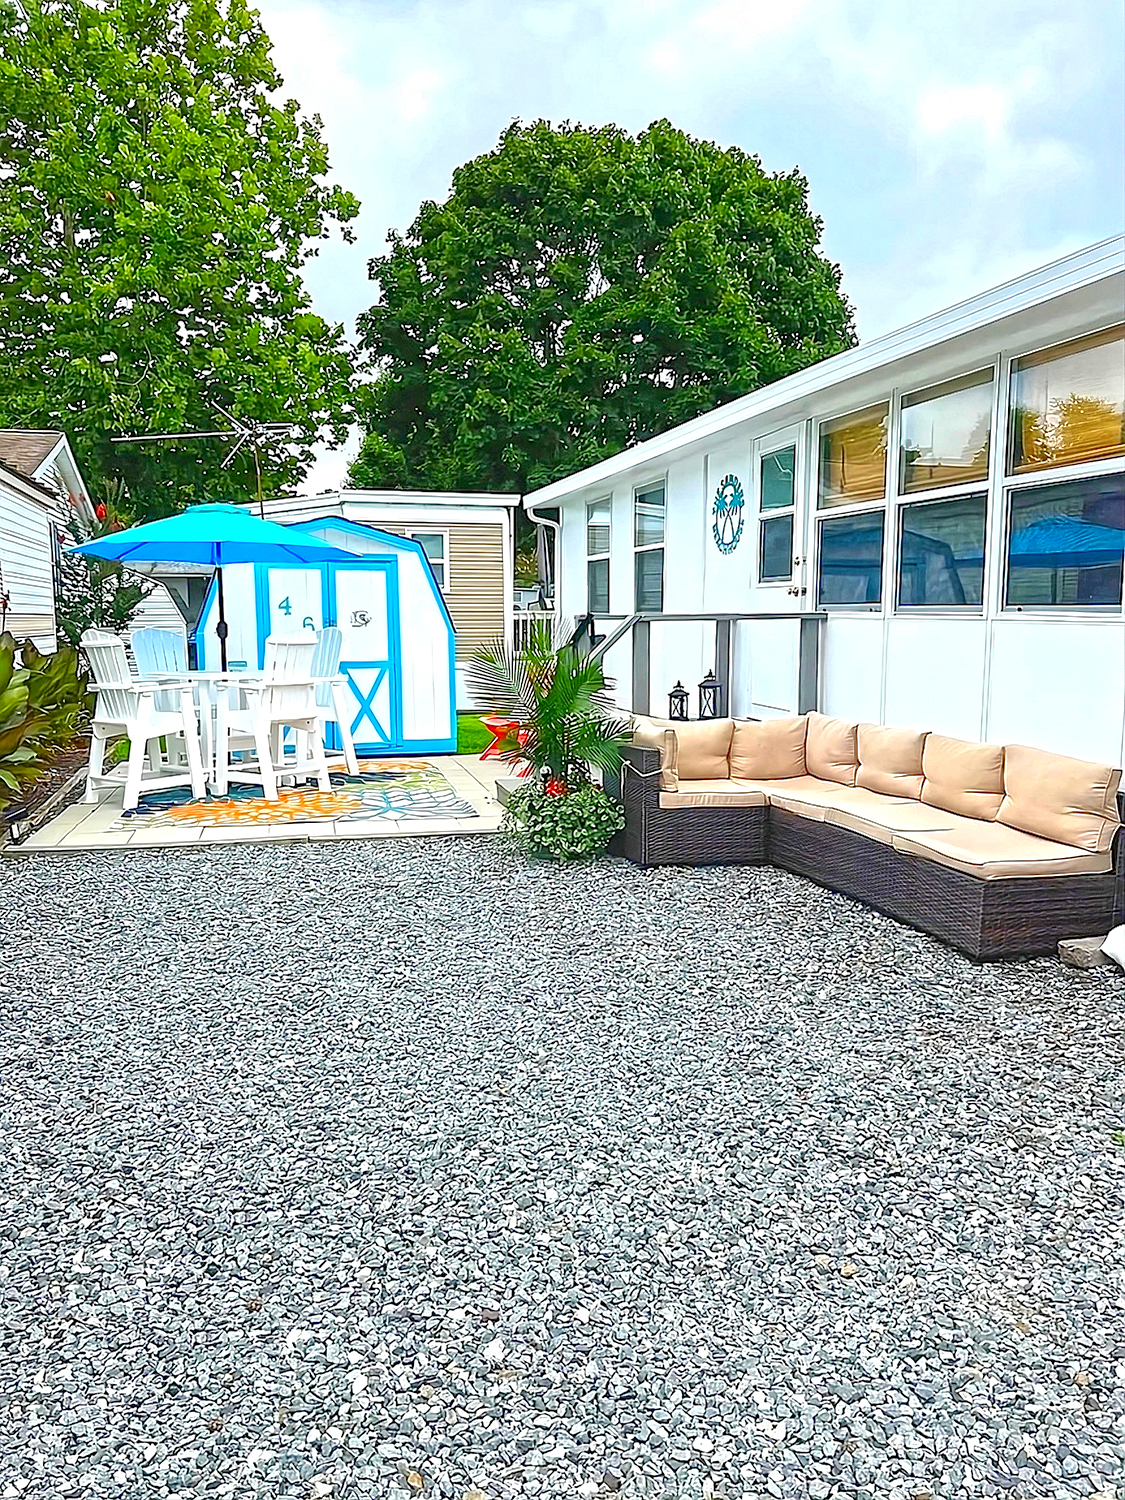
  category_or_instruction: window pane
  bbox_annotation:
[634,484,665,546]
[900,371,993,492]
[898,494,986,607]
[413,532,445,561]
[1006,473,1124,607]
[635,548,664,611]
[819,404,888,508]
[1009,325,1125,474]
[759,514,793,582]
[587,499,611,556]
[761,445,796,510]
[430,561,445,589]
[587,557,610,614]
[818,512,885,605]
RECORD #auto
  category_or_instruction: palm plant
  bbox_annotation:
[467,619,633,787]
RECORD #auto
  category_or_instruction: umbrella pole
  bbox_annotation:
[216,566,229,672]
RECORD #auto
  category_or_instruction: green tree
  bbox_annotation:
[351,119,855,498]
[54,483,153,648]
[0,0,359,520]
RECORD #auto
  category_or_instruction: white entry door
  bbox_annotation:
[327,562,400,752]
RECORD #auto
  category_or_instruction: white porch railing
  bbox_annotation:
[512,610,556,652]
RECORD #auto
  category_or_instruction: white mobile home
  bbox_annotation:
[526,238,1125,766]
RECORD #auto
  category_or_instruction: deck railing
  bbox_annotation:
[512,610,557,652]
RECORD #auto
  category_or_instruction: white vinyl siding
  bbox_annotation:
[0,476,57,649]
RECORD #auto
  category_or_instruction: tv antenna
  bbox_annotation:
[111,405,297,517]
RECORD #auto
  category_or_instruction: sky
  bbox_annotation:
[254,0,1125,490]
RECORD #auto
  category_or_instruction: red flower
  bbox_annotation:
[545,777,568,798]
[95,503,107,521]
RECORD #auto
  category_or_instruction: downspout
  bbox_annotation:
[524,495,561,613]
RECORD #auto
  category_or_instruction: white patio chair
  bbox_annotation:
[311,626,360,776]
[81,630,206,811]
[214,636,331,802]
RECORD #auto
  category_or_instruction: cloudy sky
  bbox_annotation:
[255,0,1125,487]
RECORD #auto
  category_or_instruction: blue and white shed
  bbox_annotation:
[194,516,456,756]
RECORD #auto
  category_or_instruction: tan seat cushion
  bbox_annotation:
[893,821,1113,880]
[997,743,1122,853]
[804,713,859,785]
[729,716,808,780]
[856,723,927,799]
[822,791,961,846]
[670,719,735,781]
[765,777,897,823]
[658,779,768,809]
[920,734,1005,820]
[632,717,678,791]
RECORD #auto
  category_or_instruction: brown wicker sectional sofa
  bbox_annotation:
[609,713,1124,961]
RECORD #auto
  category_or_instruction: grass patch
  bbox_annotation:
[456,713,493,755]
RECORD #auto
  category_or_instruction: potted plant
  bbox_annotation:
[467,621,632,860]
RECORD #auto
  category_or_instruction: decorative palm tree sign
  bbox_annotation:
[712,474,745,554]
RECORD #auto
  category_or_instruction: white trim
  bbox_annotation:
[406,528,449,591]
[525,236,1125,509]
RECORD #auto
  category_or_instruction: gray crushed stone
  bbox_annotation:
[0,838,1122,1500]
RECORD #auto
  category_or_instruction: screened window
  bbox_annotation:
[900,371,993,493]
[818,404,888,508]
[898,494,986,608]
[1005,472,1124,608]
[410,531,446,589]
[1008,325,1125,474]
[586,499,610,613]
[818,512,885,605]
[758,442,796,582]
[634,483,664,611]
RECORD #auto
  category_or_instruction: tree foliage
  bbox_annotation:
[54,485,153,648]
[0,0,359,520]
[351,119,855,496]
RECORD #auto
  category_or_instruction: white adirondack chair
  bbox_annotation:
[214,636,331,802]
[310,626,360,776]
[81,630,206,811]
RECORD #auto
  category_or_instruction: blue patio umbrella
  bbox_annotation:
[1008,513,1125,569]
[69,504,358,669]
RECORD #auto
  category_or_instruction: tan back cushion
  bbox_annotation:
[920,734,1005,821]
[804,713,859,785]
[997,743,1122,853]
[632,717,678,790]
[856,723,927,799]
[729,717,807,780]
[670,719,735,780]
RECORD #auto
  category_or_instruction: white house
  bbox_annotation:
[525,237,1125,767]
[0,430,96,650]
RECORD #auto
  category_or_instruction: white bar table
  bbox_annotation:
[136,670,263,786]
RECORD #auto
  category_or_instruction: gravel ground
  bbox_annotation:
[1,838,1123,1500]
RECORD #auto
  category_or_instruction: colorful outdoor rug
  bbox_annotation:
[114,760,479,830]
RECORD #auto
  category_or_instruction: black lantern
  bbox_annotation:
[698,670,725,720]
[668,681,689,720]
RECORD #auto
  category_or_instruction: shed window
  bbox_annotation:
[1005,473,1124,608]
[1008,325,1125,474]
[634,483,664,611]
[897,494,986,608]
[410,531,446,589]
[900,370,993,492]
[586,499,610,614]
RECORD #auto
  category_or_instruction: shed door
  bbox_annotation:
[325,561,401,753]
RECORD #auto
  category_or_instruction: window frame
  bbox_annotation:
[1005,321,1125,478]
[407,528,449,591]
[586,496,611,615]
[895,491,989,612]
[633,478,666,613]
[813,400,892,610]
[756,432,799,586]
[1000,471,1125,613]
[898,366,995,497]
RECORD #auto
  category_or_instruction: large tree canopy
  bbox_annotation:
[0,0,359,519]
[350,119,855,496]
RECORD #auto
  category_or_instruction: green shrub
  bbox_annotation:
[503,781,625,861]
[0,633,92,805]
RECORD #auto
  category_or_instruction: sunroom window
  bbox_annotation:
[586,498,610,614]
[1008,325,1125,474]
[1005,472,1125,608]
[818,404,889,508]
[900,370,993,493]
[759,444,796,583]
[817,511,885,605]
[634,483,665,611]
[898,494,986,608]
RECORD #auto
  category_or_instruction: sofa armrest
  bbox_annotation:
[611,744,663,810]
[1114,792,1125,925]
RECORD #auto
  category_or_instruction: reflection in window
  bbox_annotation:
[760,514,793,583]
[587,499,610,613]
[586,498,611,556]
[761,446,796,510]
[634,484,665,546]
[1006,473,1125,607]
[1009,325,1125,474]
[898,495,986,608]
[587,558,609,614]
[817,512,885,605]
[818,404,888,508]
[635,547,664,611]
[900,371,993,492]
